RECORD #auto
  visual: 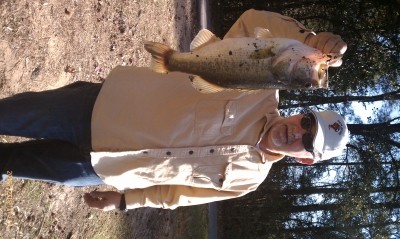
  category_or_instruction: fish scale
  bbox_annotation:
[144,28,340,93]
[168,39,277,87]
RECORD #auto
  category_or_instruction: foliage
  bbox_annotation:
[215,0,400,238]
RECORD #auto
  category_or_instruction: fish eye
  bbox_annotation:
[304,82,312,88]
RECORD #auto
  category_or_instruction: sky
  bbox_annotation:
[351,101,383,123]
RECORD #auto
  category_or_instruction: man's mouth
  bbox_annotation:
[272,124,288,147]
[284,125,289,144]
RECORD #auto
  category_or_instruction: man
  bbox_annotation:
[0,9,349,211]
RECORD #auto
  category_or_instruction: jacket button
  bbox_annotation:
[189,150,194,155]
[210,149,214,153]
[166,151,171,156]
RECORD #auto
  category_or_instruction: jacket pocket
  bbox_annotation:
[194,100,237,137]
[192,162,230,189]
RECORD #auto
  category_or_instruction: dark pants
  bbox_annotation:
[0,82,104,186]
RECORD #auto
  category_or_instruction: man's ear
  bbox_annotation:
[295,157,315,165]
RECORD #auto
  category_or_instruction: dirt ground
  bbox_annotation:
[0,0,208,238]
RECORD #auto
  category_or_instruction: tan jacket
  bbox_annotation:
[90,9,313,209]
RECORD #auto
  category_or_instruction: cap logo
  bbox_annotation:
[329,121,344,135]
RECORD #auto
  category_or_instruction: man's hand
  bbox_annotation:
[84,190,122,211]
[305,32,347,67]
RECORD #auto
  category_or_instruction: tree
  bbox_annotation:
[216,0,400,238]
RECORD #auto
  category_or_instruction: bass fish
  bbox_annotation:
[144,28,341,93]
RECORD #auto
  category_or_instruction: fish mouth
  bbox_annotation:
[315,53,343,87]
[318,63,329,88]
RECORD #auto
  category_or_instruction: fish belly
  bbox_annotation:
[168,38,298,89]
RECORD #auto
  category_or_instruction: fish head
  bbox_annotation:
[271,41,342,90]
[291,54,331,89]
[291,52,343,89]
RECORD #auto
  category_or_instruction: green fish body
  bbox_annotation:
[144,28,341,93]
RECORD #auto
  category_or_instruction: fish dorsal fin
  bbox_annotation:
[190,29,221,51]
[254,27,274,39]
[190,76,227,93]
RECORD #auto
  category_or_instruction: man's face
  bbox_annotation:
[260,114,317,164]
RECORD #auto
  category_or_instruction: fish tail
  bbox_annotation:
[143,41,174,73]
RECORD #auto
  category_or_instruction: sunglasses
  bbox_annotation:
[301,113,316,157]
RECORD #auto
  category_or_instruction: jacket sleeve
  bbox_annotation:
[224,9,314,42]
[124,185,247,209]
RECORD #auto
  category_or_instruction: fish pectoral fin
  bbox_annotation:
[191,76,227,94]
[254,27,274,39]
[190,29,221,51]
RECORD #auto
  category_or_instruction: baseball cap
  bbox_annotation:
[307,109,349,161]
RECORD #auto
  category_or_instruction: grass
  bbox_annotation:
[186,205,209,239]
